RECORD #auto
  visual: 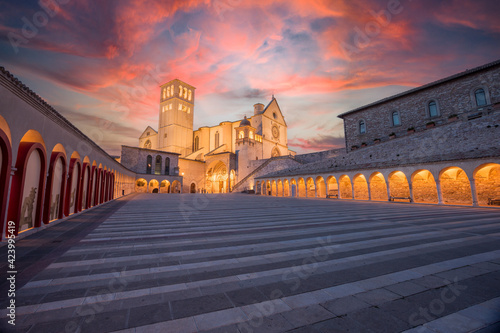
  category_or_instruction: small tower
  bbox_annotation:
[235,116,260,180]
[158,79,196,156]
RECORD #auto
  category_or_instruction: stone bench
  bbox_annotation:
[326,194,338,199]
[488,198,500,206]
[389,196,412,202]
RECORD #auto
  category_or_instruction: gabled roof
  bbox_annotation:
[259,97,287,126]
[338,58,500,119]
[139,126,157,139]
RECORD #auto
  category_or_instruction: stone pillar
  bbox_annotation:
[367,181,372,201]
[386,182,391,201]
[470,178,479,207]
[435,178,443,205]
[408,182,414,203]
[351,182,355,200]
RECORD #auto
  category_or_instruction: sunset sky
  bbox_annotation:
[1,0,499,155]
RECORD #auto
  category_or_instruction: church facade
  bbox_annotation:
[122,79,295,194]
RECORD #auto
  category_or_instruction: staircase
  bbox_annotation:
[231,156,299,193]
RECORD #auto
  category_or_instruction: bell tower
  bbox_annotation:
[158,79,195,156]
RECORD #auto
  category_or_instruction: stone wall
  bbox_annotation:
[120,145,179,175]
[264,110,500,178]
[342,62,500,150]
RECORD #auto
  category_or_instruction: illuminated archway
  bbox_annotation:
[171,180,181,193]
[44,144,67,223]
[284,179,290,197]
[474,163,500,206]
[388,171,410,201]
[353,174,369,200]
[271,180,277,196]
[230,170,236,192]
[411,170,438,204]
[206,161,228,193]
[306,177,315,197]
[290,179,297,197]
[316,177,326,198]
[7,130,47,234]
[136,178,147,193]
[160,180,171,193]
[149,179,159,193]
[369,172,388,201]
[277,179,283,196]
[326,176,338,197]
[65,152,81,216]
[440,167,472,205]
[339,175,352,199]
[255,181,261,195]
[297,178,306,197]
[80,160,90,210]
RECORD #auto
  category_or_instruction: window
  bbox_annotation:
[184,87,188,99]
[428,101,439,118]
[179,85,183,96]
[146,155,152,174]
[215,131,220,147]
[239,131,244,139]
[359,120,366,134]
[188,90,192,101]
[249,131,254,139]
[475,88,487,107]
[144,139,151,149]
[165,157,170,175]
[392,111,401,126]
[194,136,199,151]
[155,155,162,175]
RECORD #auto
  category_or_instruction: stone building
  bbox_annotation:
[255,59,500,207]
[127,78,295,194]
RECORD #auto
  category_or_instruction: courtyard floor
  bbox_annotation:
[1,193,500,333]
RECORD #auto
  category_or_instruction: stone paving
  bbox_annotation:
[1,193,500,333]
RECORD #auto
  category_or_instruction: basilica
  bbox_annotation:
[120,79,295,194]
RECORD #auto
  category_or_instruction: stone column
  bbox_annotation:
[367,181,372,201]
[386,181,391,201]
[435,178,443,205]
[470,178,479,207]
[408,182,414,203]
[351,182,355,200]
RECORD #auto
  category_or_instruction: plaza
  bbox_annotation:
[1,194,499,332]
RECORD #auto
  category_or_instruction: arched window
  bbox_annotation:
[146,155,152,174]
[188,90,192,101]
[359,120,366,134]
[165,157,170,175]
[194,136,199,151]
[249,131,254,139]
[239,131,244,139]
[155,155,162,175]
[179,85,183,96]
[144,140,151,149]
[392,111,401,126]
[215,131,220,147]
[475,88,487,107]
[428,101,439,118]
[271,147,281,157]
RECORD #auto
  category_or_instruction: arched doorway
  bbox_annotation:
[369,172,388,201]
[7,130,47,234]
[277,180,283,196]
[440,167,472,205]
[411,170,438,204]
[80,161,90,210]
[44,144,67,223]
[160,180,171,193]
[290,179,297,197]
[298,178,306,197]
[271,180,277,196]
[316,177,326,198]
[353,174,369,200]
[149,179,159,193]
[206,161,228,193]
[283,179,290,197]
[474,163,500,206]
[65,153,81,216]
[190,183,196,193]
[339,175,352,199]
[326,176,338,197]
[306,178,315,197]
[388,171,410,201]
[136,178,147,193]
[171,180,181,193]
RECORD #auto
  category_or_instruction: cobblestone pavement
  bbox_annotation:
[1,193,500,333]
